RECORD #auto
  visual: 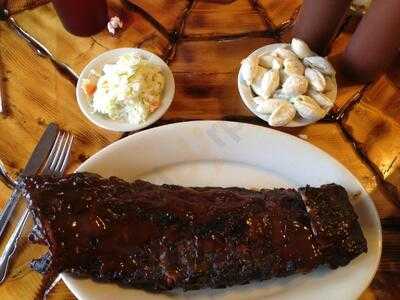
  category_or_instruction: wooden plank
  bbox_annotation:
[257,0,302,28]
[128,0,190,32]
[342,75,400,205]
[125,0,190,32]
[183,0,269,38]
[166,37,276,119]
[362,76,400,123]
[5,0,49,14]
[165,72,252,119]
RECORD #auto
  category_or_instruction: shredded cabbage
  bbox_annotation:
[89,53,165,124]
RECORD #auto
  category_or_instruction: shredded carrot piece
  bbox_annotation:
[82,81,97,97]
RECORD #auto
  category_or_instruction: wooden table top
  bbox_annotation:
[0,0,399,299]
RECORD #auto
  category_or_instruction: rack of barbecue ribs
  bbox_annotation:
[21,172,367,291]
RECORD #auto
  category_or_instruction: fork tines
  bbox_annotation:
[41,131,74,176]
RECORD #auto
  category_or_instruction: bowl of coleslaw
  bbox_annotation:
[76,48,175,132]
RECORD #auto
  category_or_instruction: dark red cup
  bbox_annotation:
[52,0,108,37]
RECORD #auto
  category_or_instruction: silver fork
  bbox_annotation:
[0,130,74,283]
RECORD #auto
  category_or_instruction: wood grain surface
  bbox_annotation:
[0,0,399,299]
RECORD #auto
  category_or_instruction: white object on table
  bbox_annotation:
[237,43,338,127]
[76,48,175,132]
[63,121,381,300]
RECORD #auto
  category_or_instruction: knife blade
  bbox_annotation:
[0,123,59,238]
[20,123,59,177]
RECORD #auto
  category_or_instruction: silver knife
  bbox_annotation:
[0,123,59,238]
[0,7,78,84]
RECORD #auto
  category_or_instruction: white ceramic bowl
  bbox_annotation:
[237,43,337,127]
[76,48,175,132]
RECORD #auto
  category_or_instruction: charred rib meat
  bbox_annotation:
[22,172,367,291]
